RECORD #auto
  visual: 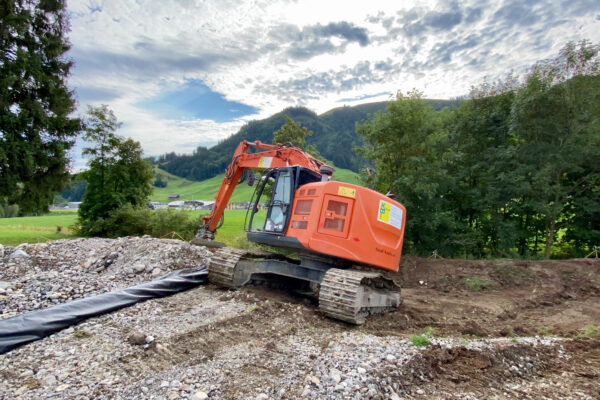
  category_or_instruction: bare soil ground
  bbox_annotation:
[1,250,599,399]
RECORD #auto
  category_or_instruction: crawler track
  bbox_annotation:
[318,268,402,324]
[207,247,248,287]
[208,247,402,324]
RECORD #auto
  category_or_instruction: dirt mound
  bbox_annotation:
[362,257,600,338]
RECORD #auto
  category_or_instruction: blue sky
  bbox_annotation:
[66,0,600,160]
[137,80,258,122]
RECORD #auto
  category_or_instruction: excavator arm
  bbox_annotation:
[196,140,324,239]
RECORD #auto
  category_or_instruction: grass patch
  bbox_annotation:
[411,326,436,348]
[150,166,361,203]
[576,324,599,339]
[423,326,436,337]
[410,334,430,348]
[0,211,78,245]
[495,265,534,285]
[0,209,249,247]
[538,326,554,336]
[463,277,494,291]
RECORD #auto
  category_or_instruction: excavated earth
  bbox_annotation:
[0,238,599,400]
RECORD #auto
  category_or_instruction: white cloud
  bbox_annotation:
[66,0,600,157]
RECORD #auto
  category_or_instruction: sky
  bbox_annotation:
[66,0,600,160]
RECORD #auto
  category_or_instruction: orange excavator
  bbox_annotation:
[195,140,406,324]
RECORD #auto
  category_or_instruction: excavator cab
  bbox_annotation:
[246,167,320,235]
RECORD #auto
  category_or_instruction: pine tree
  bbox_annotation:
[0,0,81,213]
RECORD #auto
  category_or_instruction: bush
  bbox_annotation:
[75,205,204,240]
[410,334,430,348]
[2,204,20,218]
[463,277,494,291]
[576,324,599,339]
[495,265,534,285]
[153,178,167,188]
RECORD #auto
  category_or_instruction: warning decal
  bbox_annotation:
[377,200,403,230]
[337,186,356,198]
[258,157,273,168]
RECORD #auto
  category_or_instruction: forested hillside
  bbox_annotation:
[157,100,457,180]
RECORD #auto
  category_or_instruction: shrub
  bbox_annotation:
[75,205,204,240]
[463,277,494,291]
[410,334,430,348]
[3,204,20,218]
[576,324,599,339]
[495,265,534,285]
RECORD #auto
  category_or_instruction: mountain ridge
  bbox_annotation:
[157,99,457,181]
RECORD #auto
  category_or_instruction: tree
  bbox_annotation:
[448,78,520,257]
[509,40,600,258]
[153,173,167,188]
[78,105,153,236]
[0,0,81,213]
[357,90,458,256]
[273,115,325,161]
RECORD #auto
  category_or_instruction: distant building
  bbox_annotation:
[148,202,168,210]
[227,202,251,210]
[168,194,180,199]
[200,201,215,210]
[67,202,82,209]
[168,200,185,209]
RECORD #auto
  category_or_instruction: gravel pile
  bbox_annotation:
[0,237,211,320]
[0,238,592,399]
[0,287,248,400]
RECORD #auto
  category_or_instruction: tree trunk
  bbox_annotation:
[544,218,556,259]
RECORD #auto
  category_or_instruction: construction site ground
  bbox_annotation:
[1,239,599,399]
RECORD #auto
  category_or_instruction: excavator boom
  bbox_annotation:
[198,140,323,236]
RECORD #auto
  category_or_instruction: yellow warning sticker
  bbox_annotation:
[338,186,356,198]
[378,201,390,223]
[377,200,403,230]
[258,157,273,168]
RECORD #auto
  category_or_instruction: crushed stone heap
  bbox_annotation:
[0,237,211,320]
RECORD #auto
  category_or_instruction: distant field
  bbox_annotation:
[0,209,248,247]
[2,166,362,247]
[0,210,78,246]
[199,209,249,246]
[151,166,362,203]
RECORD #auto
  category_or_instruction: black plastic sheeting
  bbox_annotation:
[0,267,208,355]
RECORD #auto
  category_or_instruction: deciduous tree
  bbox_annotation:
[510,40,600,258]
[78,105,153,236]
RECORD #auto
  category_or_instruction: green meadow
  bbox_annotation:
[0,209,248,247]
[151,166,361,203]
[0,167,361,247]
[0,210,78,246]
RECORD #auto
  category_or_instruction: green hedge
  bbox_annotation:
[75,205,203,240]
